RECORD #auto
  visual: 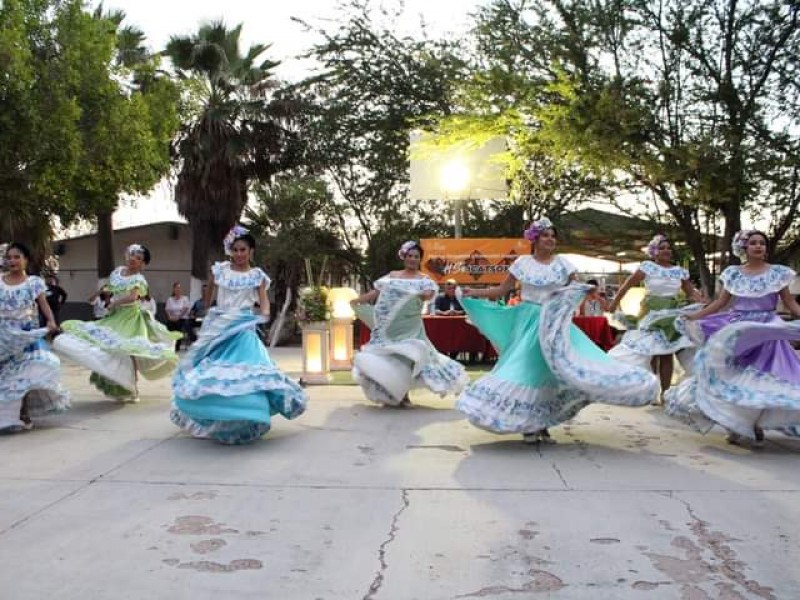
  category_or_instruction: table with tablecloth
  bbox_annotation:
[357,314,616,354]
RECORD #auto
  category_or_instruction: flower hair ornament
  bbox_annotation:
[523,217,553,243]
[398,240,419,260]
[732,230,758,260]
[646,234,669,258]
[126,243,145,258]
[223,225,250,256]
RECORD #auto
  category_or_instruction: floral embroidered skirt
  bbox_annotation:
[54,304,180,399]
[456,284,659,434]
[610,297,701,373]
[0,321,70,432]
[665,314,800,439]
[170,309,307,445]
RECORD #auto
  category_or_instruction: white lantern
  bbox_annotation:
[301,322,332,385]
[327,287,358,371]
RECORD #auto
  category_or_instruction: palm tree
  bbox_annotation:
[165,22,298,289]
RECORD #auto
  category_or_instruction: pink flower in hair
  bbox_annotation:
[223,225,250,256]
[398,240,419,259]
[732,230,758,260]
[646,234,668,258]
[523,217,553,242]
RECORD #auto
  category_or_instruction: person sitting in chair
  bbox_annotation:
[434,279,465,316]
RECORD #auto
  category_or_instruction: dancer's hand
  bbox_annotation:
[45,320,59,334]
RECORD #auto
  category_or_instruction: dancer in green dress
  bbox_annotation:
[54,244,180,402]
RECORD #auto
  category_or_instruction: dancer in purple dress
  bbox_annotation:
[665,230,800,446]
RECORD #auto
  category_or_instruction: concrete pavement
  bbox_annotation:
[0,347,798,599]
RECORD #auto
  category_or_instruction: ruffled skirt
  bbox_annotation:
[54,304,180,399]
[0,321,70,432]
[170,309,307,444]
[665,314,800,439]
[456,284,659,433]
[610,302,701,373]
[353,332,469,406]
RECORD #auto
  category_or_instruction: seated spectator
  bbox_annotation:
[187,284,208,345]
[434,279,465,316]
[88,287,112,320]
[579,279,608,316]
[164,281,190,351]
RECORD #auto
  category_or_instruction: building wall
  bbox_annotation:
[55,222,193,316]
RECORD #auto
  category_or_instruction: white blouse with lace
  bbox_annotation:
[212,262,270,311]
[509,255,577,304]
[638,261,689,297]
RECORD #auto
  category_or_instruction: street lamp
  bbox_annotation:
[440,159,470,238]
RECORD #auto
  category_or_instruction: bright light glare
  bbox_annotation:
[439,160,470,194]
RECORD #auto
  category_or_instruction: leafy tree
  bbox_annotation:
[245,175,353,342]
[0,0,179,274]
[75,5,180,278]
[292,0,464,282]
[444,0,800,291]
[165,22,301,287]
[0,0,82,263]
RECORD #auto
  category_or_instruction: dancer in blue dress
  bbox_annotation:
[608,234,704,402]
[170,228,307,444]
[0,243,69,432]
[457,218,659,443]
[351,241,469,406]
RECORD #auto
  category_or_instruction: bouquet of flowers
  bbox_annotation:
[297,286,330,323]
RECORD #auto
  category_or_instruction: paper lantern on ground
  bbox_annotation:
[301,321,331,385]
[327,287,358,371]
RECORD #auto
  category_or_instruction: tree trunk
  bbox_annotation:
[96,210,115,279]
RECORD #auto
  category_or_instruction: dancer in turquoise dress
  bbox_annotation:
[171,229,307,444]
[54,244,180,402]
[609,234,704,401]
[457,218,659,443]
[0,243,70,432]
[351,241,468,406]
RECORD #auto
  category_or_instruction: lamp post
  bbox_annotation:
[440,159,470,239]
[327,287,358,371]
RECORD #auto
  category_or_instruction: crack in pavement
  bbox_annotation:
[535,446,570,490]
[642,493,778,600]
[362,489,410,600]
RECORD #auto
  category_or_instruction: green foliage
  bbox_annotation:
[166,21,301,279]
[430,0,800,291]
[291,0,466,281]
[0,0,180,269]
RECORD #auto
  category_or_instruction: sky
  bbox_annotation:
[102,0,484,229]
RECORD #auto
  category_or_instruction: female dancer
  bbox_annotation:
[0,242,69,431]
[458,218,659,443]
[54,244,180,402]
[170,229,307,444]
[608,234,704,401]
[665,230,800,446]
[351,240,468,406]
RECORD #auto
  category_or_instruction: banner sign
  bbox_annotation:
[420,238,529,285]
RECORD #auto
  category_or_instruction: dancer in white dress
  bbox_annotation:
[0,243,70,432]
[609,235,704,401]
[351,241,469,406]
